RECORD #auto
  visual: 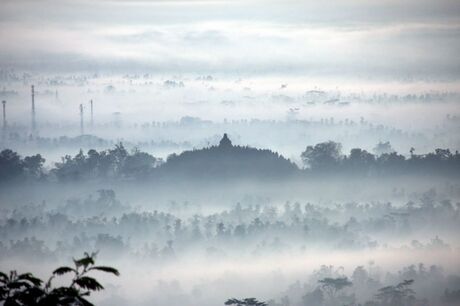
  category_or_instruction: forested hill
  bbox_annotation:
[157,134,299,180]
[1,135,459,184]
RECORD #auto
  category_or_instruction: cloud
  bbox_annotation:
[0,0,459,78]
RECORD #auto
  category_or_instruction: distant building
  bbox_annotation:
[159,133,298,180]
[219,133,232,148]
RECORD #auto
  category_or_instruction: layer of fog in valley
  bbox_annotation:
[1,71,460,306]
[1,0,460,305]
[1,72,460,165]
[1,103,460,305]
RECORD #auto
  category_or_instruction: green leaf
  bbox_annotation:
[8,281,32,289]
[17,273,43,287]
[75,277,104,291]
[53,267,75,275]
[49,286,79,297]
[225,298,240,305]
[74,257,95,268]
[89,266,120,276]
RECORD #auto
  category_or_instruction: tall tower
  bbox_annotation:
[31,85,36,133]
[2,100,6,129]
[79,104,84,135]
[90,99,93,129]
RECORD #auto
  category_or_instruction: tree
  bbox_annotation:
[23,154,45,178]
[318,277,352,299]
[443,289,460,305]
[52,144,159,181]
[122,148,157,178]
[302,288,324,305]
[373,141,394,156]
[301,141,342,171]
[0,252,119,306]
[0,149,23,182]
[377,152,405,174]
[0,150,45,182]
[225,298,268,306]
[344,148,375,173]
[373,279,415,306]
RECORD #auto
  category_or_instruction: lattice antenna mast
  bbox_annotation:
[31,85,36,132]
[80,103,84,135]
[2,100,6,129]
[90,99,93,128]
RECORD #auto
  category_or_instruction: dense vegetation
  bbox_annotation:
[1,136,459,306]
[1,138,459,184]
[0,188,459,305]
[0,252,119,306]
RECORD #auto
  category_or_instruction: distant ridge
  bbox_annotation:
[157,134,298,180]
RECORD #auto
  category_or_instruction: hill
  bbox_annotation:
[157,134,298,180]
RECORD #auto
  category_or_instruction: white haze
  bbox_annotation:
[1,1,460,306]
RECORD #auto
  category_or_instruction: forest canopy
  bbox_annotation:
[0,136,459,184]
[0,135,460,183]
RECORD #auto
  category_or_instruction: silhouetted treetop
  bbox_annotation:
[0,149,45,183]
[301,140,460,177]
[0,252,118,306]
[1,138,459,185]
[225,297,267,306]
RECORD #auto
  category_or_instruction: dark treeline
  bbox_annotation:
[301,141,460,177]
[1,136,459,184]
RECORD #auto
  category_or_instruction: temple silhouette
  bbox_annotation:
[157,134,298,180]
[219,133,232,148]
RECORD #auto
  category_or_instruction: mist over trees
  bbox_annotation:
[0,149,45,183]
[0,252,119,306]
[301,141,460,177]
[1,0,460,303]
[53,144,161,182]
[0,187,459,305]
[1,137,459,185]
[1,122,459,306]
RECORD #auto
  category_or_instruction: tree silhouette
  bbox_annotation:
[1,140,460,184]
[301,141,342,170]
[225,298,268,306]
[318,277,352,299]
[373,141,394,156]
[0,252,119,306]
[373,279,415,306]
[0,149,45,182]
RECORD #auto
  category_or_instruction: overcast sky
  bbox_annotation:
[1,0,460,79]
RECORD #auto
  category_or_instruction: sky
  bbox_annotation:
[1,0,460,79]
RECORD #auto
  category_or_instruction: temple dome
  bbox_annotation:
[219,133,232,148]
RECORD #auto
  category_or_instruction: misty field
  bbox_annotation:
[1,0,460,305]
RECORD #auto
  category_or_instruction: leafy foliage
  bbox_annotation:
[301,141,343,170]
[372,279,416,306]
[301,141,460,177]
[318,277,353,298]
[0,149,45,183]
[0,252,119,306]
[1,138,460,185]
[52,143,160,182]
[225,297,268,306]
